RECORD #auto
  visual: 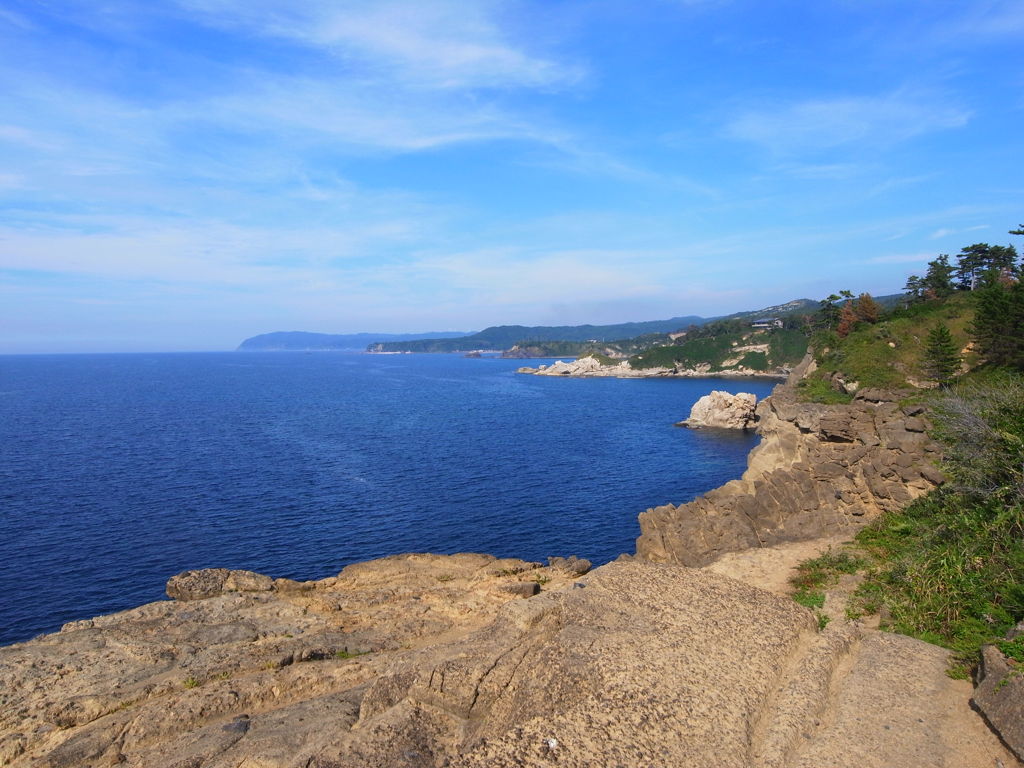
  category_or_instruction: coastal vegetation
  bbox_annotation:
[629,326,807,371]
[792,227,1024,676]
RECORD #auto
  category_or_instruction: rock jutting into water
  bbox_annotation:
[516,356,788,379]
[677,390,758,430]
[637,355,944,566]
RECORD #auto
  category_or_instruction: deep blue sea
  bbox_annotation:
[0,352,776,645]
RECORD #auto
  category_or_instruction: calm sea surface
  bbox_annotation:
[0,352,776,645]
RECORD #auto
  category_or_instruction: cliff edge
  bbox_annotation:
[636,355,944,566]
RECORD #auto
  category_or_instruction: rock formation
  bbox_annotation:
[516,356,787,379]
[637,359,944,566]
[2,551,1012,767]
[678,390,758,430]
[0,553,590,768]
[972,621,1024,762]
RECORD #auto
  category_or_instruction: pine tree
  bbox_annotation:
[923,324,960,386]
[972,281,1024,370]
[954,243,1019,290]
[922,254,954,297]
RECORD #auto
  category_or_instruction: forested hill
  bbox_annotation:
[367,299,819,353]
[237,331,472,351]
[367,317,706,353]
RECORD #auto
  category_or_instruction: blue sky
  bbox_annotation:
[1,0,1022,352]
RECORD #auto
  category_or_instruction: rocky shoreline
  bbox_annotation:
[516,355,788,379]
[1,359,1019,767]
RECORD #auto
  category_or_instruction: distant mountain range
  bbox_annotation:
[367,316,708,353]
[236,297,908,354]
[236,300,832,353]
[237,331,473,351]
[366,299,822,353]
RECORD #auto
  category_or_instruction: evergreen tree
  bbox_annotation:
[972,280,1024,370]
[923,325,960,386]
[818,294,842,329]
[954,243,1019,290]
[904,274,923,302]
[922,254,955,297]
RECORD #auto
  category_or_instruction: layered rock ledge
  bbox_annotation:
[637,360,943,566]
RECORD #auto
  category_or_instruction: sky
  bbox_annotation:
[1,1,1023,353]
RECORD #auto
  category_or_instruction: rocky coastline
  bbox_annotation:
[1,357,1019,767]
[636,356,943,567]
[516,355,788,379]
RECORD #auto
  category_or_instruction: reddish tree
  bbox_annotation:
[836,302,858,338]
[854,293,882,324]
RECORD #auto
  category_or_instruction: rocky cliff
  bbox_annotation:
[636,357,944,566]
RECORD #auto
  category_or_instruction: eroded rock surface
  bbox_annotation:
[679,390,758,430]
[3,552,1013,767]
[637,372,943,566]
[973,641,1024,761]
[0,553,584,768]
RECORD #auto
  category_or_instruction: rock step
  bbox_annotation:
[750,622,862,768]
[790,632,1016,768]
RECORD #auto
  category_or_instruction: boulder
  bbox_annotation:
[165,568,230,601]
[166,569,274,601]
[678,391,758,430]
[547,555,592,576]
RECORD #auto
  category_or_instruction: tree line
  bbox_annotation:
[815,224,1023,385]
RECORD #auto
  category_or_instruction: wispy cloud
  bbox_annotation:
[726,90,970,156]
[173,0,583,91]
[929,225,988,240]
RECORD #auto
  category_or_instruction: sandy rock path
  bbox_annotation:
[703,537,1018,768]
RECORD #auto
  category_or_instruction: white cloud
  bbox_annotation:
[174,0,583,91]
[929,224,988,240]
[727,91,970,155]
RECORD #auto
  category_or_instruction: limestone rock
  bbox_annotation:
[678,391,758,430]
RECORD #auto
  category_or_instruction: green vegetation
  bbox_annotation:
[739,351,769,370]
[850,371,1024,675]
[335,649,369,659]
[923,325,960,386]
[629,326,807,371]
[795,374,853,404]
[789,549,867,610]
[183,676,200,689]
[806,293,975,394]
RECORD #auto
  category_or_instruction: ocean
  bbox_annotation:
[0,352,776,645]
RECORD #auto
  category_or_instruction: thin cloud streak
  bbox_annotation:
[726,90,970,156]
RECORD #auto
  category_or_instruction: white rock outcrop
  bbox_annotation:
[678,391,758,430]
